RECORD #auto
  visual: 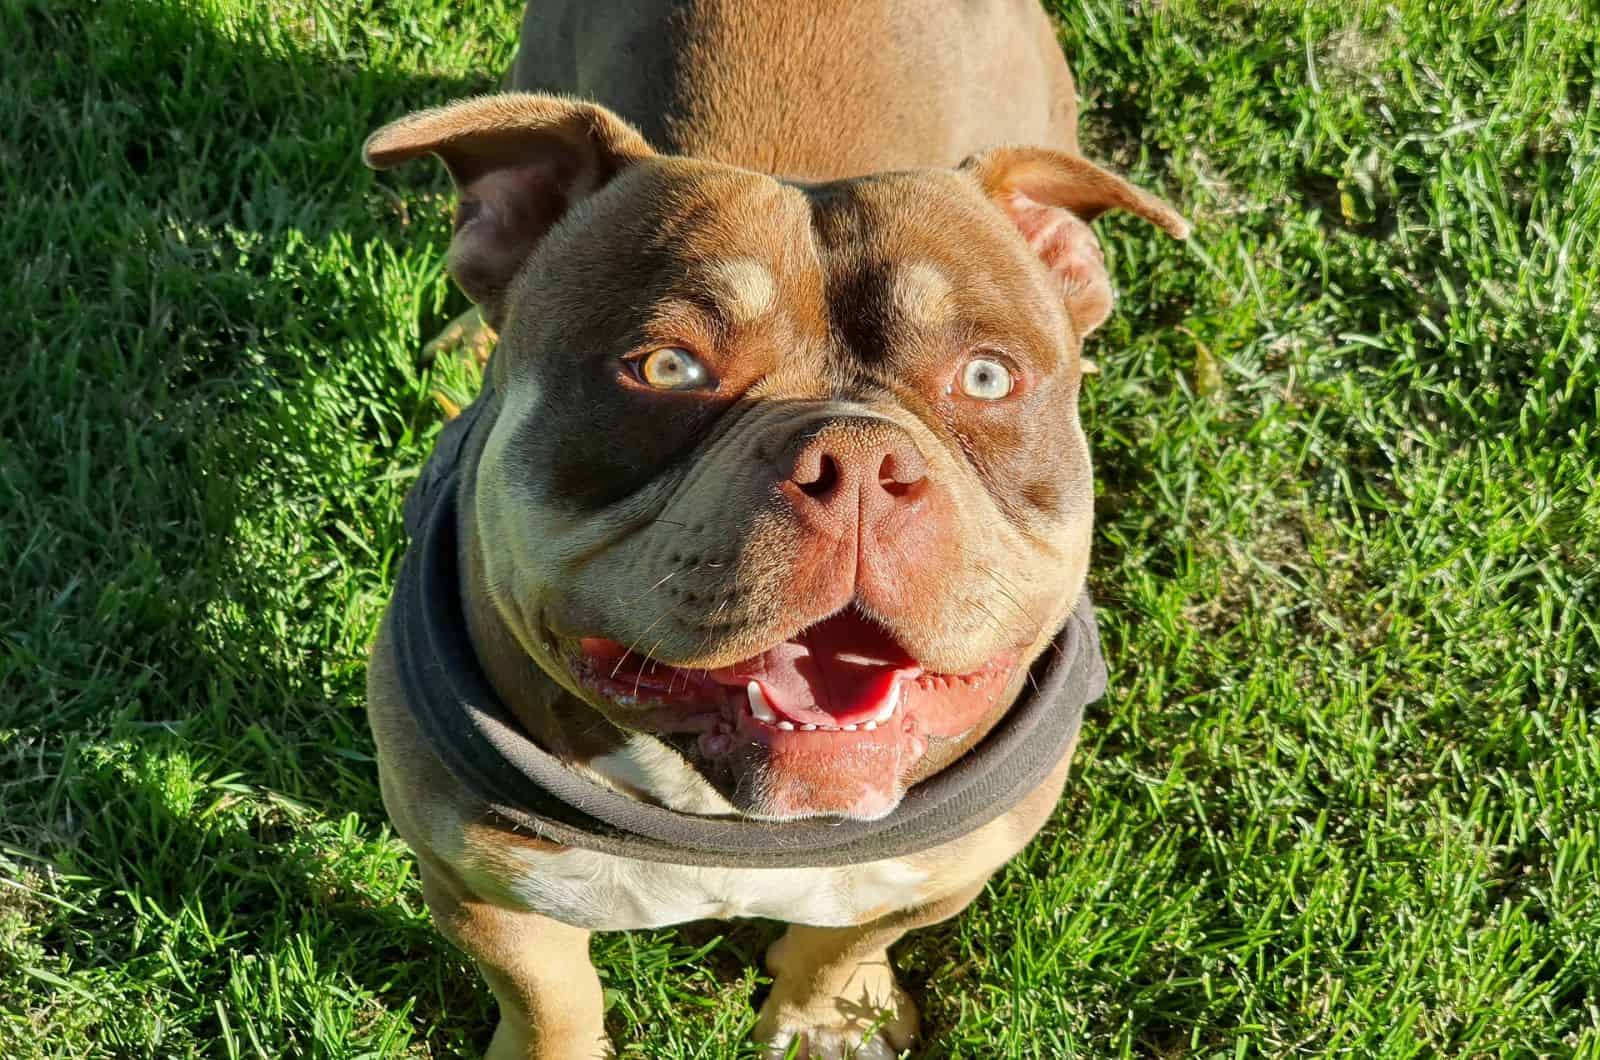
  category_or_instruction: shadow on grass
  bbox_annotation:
[3,0,515,1051]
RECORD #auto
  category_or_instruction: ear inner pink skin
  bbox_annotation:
[959,145,1190,336]
[994,187,1113,335]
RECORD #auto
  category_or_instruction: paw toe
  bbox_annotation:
[753,990,917,1060]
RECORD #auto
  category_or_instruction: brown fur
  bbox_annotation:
[509,0,1080,175]
[364,2,1186,1056]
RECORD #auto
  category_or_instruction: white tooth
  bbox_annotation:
[821,725,837,732]
[843,724,858,732]
[746,681,777,723]
[872,684,902,724]
[801,723,817,731]
[777,721,794,731]
[863,721,878,731]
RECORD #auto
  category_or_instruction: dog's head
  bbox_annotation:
[367,94,1186,821]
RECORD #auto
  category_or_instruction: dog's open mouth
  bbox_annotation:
[561,607,1019,818]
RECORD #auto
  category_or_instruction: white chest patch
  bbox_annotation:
[456,735,929,930]
[493,845,928,931]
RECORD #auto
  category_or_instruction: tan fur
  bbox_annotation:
[890,262,955,329]
[418,854,608,1060]
[703,257,778,324]
[365,2,1188,1056]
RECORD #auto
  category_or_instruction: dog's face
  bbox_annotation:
[367,96,1186,821]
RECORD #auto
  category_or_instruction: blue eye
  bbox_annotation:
[636,347,711,390]
[959,357,1014,400]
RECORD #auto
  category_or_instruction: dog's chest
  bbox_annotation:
[484,845,928,931]
[450,737,929,930]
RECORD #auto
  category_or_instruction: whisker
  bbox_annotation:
[968,597,1010,641]
[978,564,1037,626]
[608,600,684,680]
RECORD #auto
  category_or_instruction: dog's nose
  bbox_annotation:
[781,418,930,534]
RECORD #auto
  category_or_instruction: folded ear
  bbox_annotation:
[961,146,1189,336]
[365,93,655,326]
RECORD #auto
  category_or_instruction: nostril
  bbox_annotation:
[878,452,927,498]
[796,453,840,498]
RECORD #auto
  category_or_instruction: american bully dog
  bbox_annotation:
[363,2,1187,1056]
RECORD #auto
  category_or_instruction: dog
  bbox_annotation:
[363,2,1187,1057]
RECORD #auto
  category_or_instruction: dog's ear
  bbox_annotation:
[961,147,1188,336]
[365,93,655,326]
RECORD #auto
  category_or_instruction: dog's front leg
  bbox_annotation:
[418,856,610,1060]
[753,879,989,1060]
[420,305,497,369]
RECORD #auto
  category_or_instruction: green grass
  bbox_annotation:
[2,0,1596,1055]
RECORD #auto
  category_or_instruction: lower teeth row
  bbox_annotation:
[771,719,878,732]
[745,681,895,733]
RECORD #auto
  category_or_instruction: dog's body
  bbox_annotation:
[365,2,1185,1056]
[509,0,1080,175]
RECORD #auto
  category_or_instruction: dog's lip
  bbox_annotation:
[565,636,732,723]
[558,605,1019,741]
[567,604,918,724]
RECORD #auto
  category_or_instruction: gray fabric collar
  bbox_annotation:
[390,398,1108,868]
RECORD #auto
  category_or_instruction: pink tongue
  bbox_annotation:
[711,608,921,725]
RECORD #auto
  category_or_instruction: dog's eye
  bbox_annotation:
[635,347,711,390]
[958,357,1014,401]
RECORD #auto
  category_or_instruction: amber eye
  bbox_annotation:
[959,357,1014,400]
[635,347,712,390]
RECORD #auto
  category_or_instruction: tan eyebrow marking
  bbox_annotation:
[705,257,777,325]
[891,262,954,327]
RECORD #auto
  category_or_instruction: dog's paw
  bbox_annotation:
[421,305,497,368]
[752,984,918,1060]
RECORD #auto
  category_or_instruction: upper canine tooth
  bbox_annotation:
[746,681,777,723]
[872,683,902,723]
